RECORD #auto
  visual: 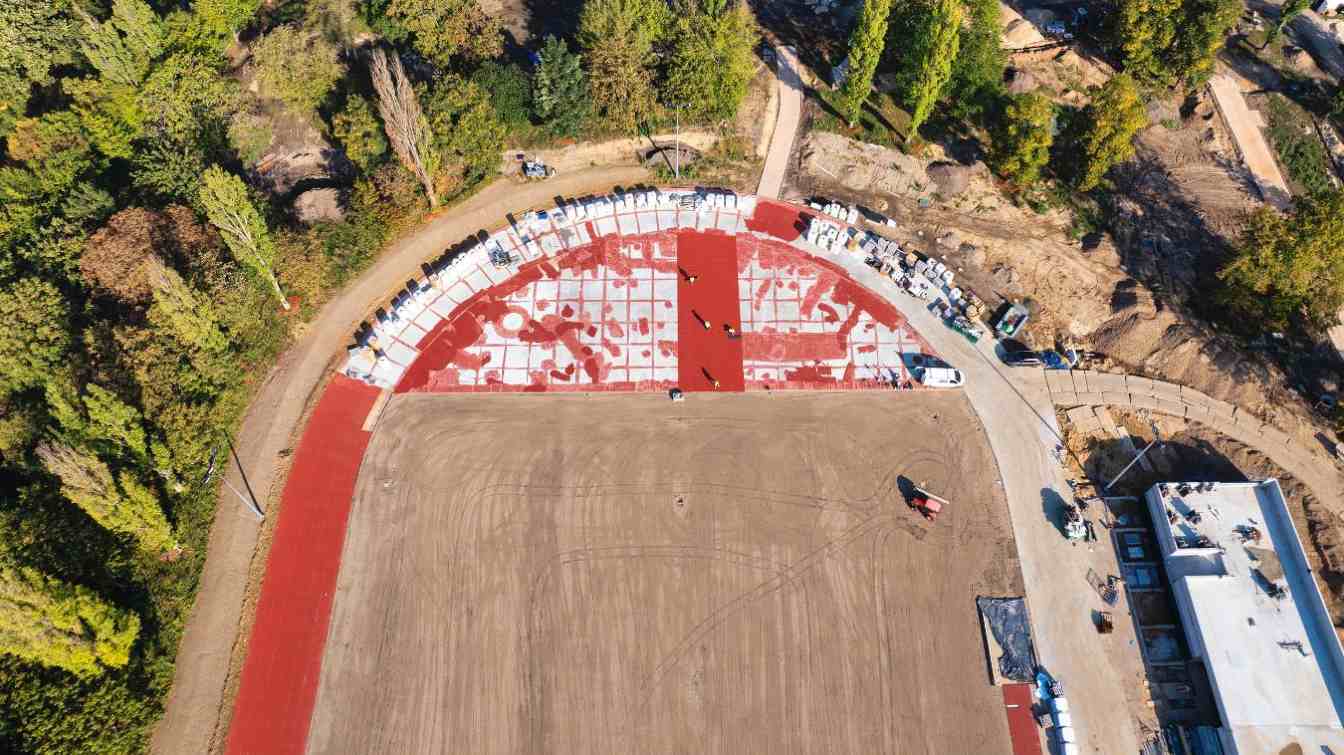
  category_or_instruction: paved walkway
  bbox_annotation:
[1045,369,1344,504]
[1208,73,1293,210]
[150,166,652,755]
[756,46,802,200]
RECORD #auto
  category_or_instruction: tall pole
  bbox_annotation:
[675,106,681,180]
[1106,438,1160,491]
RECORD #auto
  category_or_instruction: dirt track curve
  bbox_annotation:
[151,166,652,755]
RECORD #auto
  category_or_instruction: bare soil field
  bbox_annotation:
[307,391,1024,755]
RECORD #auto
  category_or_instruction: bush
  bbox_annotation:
[471,61,532,130]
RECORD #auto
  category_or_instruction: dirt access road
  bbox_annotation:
[151,166,653,755]
[308,391,1024,755]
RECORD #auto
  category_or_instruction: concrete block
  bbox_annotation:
[1155,398,1187,418]
[1075,392,1104,405]
[1207,399,1238,419]
[1052,391,1080,407]
[1179,386,1215,406]
[1233,413,1264,435]
[1130,392,1160,409]
[1125,375,1156,395]
[1090,372,1128,393]
[1183,403,1210,421]
[1045,371,1074,394]
[1101,391,1131,406]
[1067,406,1101,430]
[1203,415,1239,437]
[1151,380,1183,401]
[1260,426,1292,448]
[1070,370,1092,394]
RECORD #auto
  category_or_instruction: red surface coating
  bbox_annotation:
[677,231,744,391]
[745,198,807,241]
[224,374,382,755]
[1002,683,1043,755]
[392,218,937,394]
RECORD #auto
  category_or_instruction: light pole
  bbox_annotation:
[219,432,265,521]
[1106,417,1163,492]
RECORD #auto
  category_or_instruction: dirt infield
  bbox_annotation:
[308,391,1025,754]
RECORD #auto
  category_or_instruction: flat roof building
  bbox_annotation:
[1144,480,1344,753]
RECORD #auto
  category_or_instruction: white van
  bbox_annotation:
[920,366,965,388]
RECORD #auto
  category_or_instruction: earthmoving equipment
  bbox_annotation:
[909,486,949,522]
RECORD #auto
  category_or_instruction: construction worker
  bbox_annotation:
[687,274,698,284]
[712,378,721,389]
[725,324,738,338]
[702,318,711,330]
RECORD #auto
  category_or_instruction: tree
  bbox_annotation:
[0,278,71,395]
[252,26,345,113]
[147,258,229,354]
[1112,0,1180,83]
[947,0,1007,120]
[1269,0,1311,44]
[421,76,506,199]
[198,167,289,309]
[579,0,669,132]
[36,442,175,554]
[1075,73,1147,191]
[533,36,589,136]
[993,92,1055,187]
[332,95,389,173]
[64,77,146,161]
[0,562,140,675]
[0,0,78,86]
[664,0,759,121]
[196,0,263,40]
[473,61,533,129]
[81,208,163,303]
[838,0,892,127]
[387,0,501,67]
[898,0,962,134]
[369,48,439,207]
[1170,0,1241,85]
[77,0,165,89]
[1219,191,1344,327]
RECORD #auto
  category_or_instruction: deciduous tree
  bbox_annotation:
[0,278,71,395]
[993,92,1055,187]
[1112,0,1181,83]
[1170,0,1241,85]
[196,0,263,40]
[665,0,759,121]
[579,0,669,132]
[421,76,505,199]
[1269,0,1311,43]
[332,95,389,173]
[198,167,289,309]
[838,0,892,127]
[1075,73,1147,191]
[898,0,962,134]
[948,0,1006,120]
[147,258,229,354]
[0,0,78,86]
[386,0,500,67]
[1219,190,1344,327]
[0,562,140,675]
[369,48,438,207]
[36,442,175,554]
[77,0,165,89]
[533,36,589,137]
[252,25,345,112]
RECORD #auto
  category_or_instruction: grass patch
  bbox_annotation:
[1264,93,1334,197]
[810,88,912,148]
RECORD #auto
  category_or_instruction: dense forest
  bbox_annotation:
[0,0,760,751]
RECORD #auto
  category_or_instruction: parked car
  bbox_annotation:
[1002,350,1044,367]
[920,366,965,388]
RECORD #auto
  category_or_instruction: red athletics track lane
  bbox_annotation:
[1002,683,1043,755]
[225,374,381,755]
[677,231,744,391]
[745,198,806,241]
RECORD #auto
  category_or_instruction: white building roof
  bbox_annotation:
[1145,480,1344,754]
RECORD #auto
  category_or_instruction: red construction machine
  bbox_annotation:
[909,486,949,522]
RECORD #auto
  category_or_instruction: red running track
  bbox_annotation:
[1002,682,1044,755]
[678,231,745,391]
[225,374,382,755]
[745,198,807,241]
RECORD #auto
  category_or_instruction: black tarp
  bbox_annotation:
[977,596,1038,683]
